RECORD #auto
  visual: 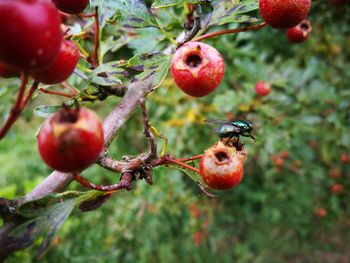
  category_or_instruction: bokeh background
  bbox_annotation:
[0,1,350,262]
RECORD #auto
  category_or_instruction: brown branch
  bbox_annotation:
[0,78,154,259]
[21,81,39,110]
[139,98,157,158]
[0,73,28,140]
[38,88,74,98]
[192,22,267,42]
[91,7,100,67]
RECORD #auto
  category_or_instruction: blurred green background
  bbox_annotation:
[1,1,350,262]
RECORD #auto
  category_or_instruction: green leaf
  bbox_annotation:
[89,61,129,87]
[127,53,171,87]
[9,191,107,257]
[152,0,206,8]
[33,105,61,118]
[103,0,158,28]
[209,0,259,26]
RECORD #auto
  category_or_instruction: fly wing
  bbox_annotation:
[204,119,232,125]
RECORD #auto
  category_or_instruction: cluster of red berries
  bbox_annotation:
[259,0,312,43]
[0,0,88,83]
[0,0,105,173]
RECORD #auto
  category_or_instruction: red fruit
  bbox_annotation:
[340,153,350,164]
[329,168,341,179]
[199,142,245,190]
[259,0,311,29]
[32,40,79,84]
[286,19,312,43]
[0,63,18,78]
[52,0,88,15]
[171,42,225,97]
[255,81,271,97]
[315,208,327,218]
[37,107,104,173]
[279,150,289,159]
[331,183,344,194]
[0,0,62,71]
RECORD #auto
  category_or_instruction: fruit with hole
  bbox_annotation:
[171,42,225,97]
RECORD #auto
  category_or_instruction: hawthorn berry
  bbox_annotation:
[0,63,18,78]
[199,141,245,190]
[331,183,344,194]
[171,42,225,97]
[52,0,89,15]
[0,0,62,71]
[37,107,104,173]
[340,153,350,164]
[31,40,79,84]
[315,208,327,218]
[255,81,271,97]
[329,168,341,179]
[286,20,312,43]
[259,0,311,29]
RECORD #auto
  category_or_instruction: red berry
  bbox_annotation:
[331,183,344,194]
[340,153,350,164]
[0,63,18,78]
[52,0,88,15]
[259,0,311,29]
[315,207,327,218]
[279,150,289,159]
[32,40,79,84]
[255,81,271,97]
[199,142,245,190]
[37,107,104,173]
[171,42,225,97]
[286,19,312,43]
[329,168,341,179]
[0,0,62,71]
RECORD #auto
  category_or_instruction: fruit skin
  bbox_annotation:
[37,107,104,173]
[32,40,79,84]
[315,208,327,218]
[52,0,88,15]
[286,19,312,43]
[171,42,225,97]
[0,63,18,78]
[340,153,350,164]
[199,142,244,190]
[331,183,344,194]
[255,81,271,97]
[259,0,311,29]
[0,0,62,71]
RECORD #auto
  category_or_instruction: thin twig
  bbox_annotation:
[139,98,157,158]
[91,7,100,67]
[21,81,39,110]
[73,172,133,192]
[38,88,74,99]
[165,158,200,173]
[182,4,202,44]
[176,154,203,163]
[61,82,78,96]
[0,73,28,140]
[192,22,267,42]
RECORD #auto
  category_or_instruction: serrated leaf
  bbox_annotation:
[90,61,129,87]
[209,0,259,26]
[9,191,107,257]
[33,105,61,118]
[152,0,206,9]
[102,0,158,28]
[128,53,171,87]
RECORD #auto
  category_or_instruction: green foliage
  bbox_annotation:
[0,0,350,262]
